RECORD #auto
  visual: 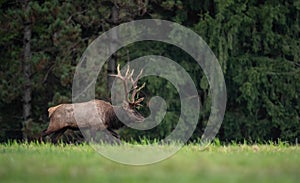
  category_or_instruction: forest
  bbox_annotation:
[0,0,299,143]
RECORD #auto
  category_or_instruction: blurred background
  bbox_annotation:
[0,0,299,143]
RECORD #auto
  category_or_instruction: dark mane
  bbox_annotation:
[106,106,125,130]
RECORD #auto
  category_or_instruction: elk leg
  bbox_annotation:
[51,127,67,144]
[107,128,120,139]
[41,129,54,137]
[40,129,48,142]
[107,128,121,145]
[89,128,96,142]
[40,128,56,142]
[39,130,46,143]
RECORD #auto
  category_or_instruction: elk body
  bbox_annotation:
[41,65,145,143]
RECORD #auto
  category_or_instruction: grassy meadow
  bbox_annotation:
[0,141,299,183]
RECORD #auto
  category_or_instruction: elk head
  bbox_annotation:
[110,64,145,124]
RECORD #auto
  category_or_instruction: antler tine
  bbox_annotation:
[109,64,130,103]
[130,69,143,86]
[109,64,144,105]
[136,68,143,82]
[128,69,134,80]
[124,65,130,78]
[109,64,122,79]
[117,64,122,77]
[130,68,144,103]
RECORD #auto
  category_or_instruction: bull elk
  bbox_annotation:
[41,65,145,143]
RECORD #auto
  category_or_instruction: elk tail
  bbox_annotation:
[48,104,63,118]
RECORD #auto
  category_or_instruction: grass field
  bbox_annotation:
[0,142,299,183]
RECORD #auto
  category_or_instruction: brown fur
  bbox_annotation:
[41,99,144,143]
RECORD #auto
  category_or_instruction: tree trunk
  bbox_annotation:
[107,5,119,94]
[22,0,32,140]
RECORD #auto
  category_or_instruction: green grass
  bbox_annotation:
[0,142,299,183]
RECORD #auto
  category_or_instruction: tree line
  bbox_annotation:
[0,0,299,143]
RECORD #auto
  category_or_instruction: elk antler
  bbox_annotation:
[110,64,144,105]
[130,68,145,105]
